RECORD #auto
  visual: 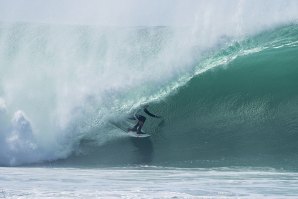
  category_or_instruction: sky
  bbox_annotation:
[0,0,200,26]
[0,0,298,26]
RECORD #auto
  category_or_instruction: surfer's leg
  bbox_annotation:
[137,121,144,134]
[129,122,139,132]
[137,115,146,134]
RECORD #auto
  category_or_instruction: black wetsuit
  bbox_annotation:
[130,107,160,134]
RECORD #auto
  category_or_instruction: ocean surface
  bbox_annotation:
[1,167,298,198]
[1,3,298,197]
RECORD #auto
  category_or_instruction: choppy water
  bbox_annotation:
[1,167,298,198]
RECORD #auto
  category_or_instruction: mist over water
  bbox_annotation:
[0,1,298,166]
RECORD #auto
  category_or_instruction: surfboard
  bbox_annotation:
[127,131,150,138]
[109,121,150,138]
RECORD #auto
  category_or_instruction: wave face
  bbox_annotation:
[151,25,298,167]
[58,25,298,168]
[0,4,298,166]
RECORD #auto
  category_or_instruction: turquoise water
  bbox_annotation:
[0,23,297,169]
[48,25,298,169]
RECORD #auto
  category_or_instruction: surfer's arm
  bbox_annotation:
[144,108,161,118]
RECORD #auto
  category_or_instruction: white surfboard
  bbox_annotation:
[127,131,150,138]
[110,121,151,138]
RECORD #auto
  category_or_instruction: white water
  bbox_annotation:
[1,167,298,198]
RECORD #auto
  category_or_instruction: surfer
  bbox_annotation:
[128,105,161,134]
